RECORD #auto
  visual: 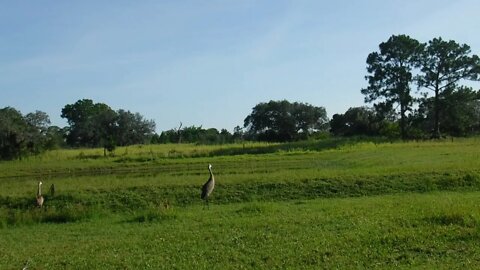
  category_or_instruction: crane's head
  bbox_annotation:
[39,181,43,185]
[208,164,212,170]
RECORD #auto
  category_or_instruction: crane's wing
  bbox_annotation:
[201,179,214,199]
[201,182,209,199]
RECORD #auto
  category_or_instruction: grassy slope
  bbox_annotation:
[1,138,479,196]
[1,138,480,269]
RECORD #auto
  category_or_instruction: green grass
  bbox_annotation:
[1,137,479,196]
[1,137,480,268]
[1,192,480,269]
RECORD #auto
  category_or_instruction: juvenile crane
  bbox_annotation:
[36,181,44,208]
[201,164,215,207]
[49,183,55,197]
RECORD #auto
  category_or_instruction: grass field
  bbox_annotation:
[1,137,480,269]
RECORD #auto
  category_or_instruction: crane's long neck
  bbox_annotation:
[209,167,214,182]
[37,183,42,197]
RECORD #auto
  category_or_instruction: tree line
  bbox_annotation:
[0,99,156,159]
[360,34,480,139]
[151,123,243,145]
[1,34,479,160]
[0,98,330,159]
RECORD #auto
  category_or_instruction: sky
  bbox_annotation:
[1,0,480,132]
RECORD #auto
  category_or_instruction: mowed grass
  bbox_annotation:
[1,192,480,269]
[1,137,480,269]
[1,137,479,197]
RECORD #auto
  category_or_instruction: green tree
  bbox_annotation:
[61,99,117,151]
[244,100,328,142]
[116,109,155,146]
[94,105,118,156]
[219,128,233,144]
[181,125,204,143]
[417,37,480,138]
[24,110,51,154]
[44,126,67,149]
[362,34,423,139]
[154,125,233,144]
[0,107,29,159]
[62,99,98,147]
[292,102,329,139]
[62,100,156,153]
[0,107,52,160]
[232,126,244,142]
[330,107,382,137]
[416,87,480,136]
[199,128,221,144]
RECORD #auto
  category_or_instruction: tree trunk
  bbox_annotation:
[400,106,406,140]
[432,87,441,139]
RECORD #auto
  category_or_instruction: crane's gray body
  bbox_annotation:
[201,164,215,201]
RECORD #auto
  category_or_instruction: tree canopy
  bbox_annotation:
[0,107,55,160]
[330,107,385,137]
[417,37,480,138]
[361,34,424,139]
[361,35,480,139]
[244,100,328,142]
[61,99,156,153]
[155,125,235,144]
[0,100,156,160]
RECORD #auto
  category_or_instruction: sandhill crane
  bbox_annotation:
[201,164,215,207]
[49,183,55,197]
[36,181,44,207]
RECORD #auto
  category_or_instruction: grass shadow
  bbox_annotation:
[127,207,176,223]
[0,204,97,228]
[425,212,477,228]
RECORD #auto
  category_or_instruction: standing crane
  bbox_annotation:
[36,181,44,207]
[201,164,215,207]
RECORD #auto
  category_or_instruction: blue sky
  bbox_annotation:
[1,0,480,132]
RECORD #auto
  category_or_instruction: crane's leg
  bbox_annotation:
[202,198,207,209]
